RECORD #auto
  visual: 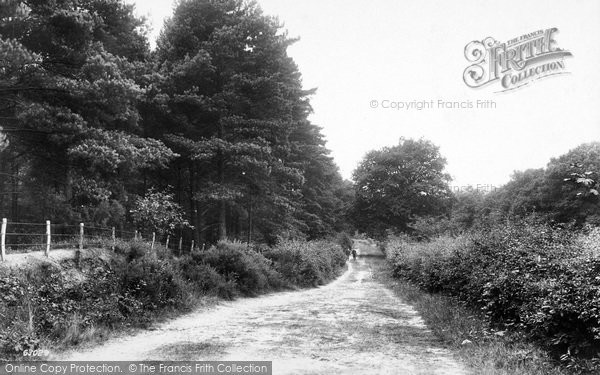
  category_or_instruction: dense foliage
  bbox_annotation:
[0,238,347,359]
[361,141,600,373]
[130,188,190,236]
[351,138,453,238]
[385,223,600,371]
[263,239,347,287]
[466,143,598,233]
[394,142,600,241]
[0,0,352,243]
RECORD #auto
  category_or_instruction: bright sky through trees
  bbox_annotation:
[130,0,600,188]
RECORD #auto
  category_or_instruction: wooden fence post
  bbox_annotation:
[1,218,6,261]
[151,232,156,251]
[79,223,84,251]
[165,235,170,250]
[178,237,182,256]
[45,220,51,257]
[111,227,116,252]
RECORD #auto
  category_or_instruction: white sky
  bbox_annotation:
[130,0,600,188]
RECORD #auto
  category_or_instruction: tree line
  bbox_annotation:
[0,0,353,245]
[1,0,596,246]
[350,138,599,238]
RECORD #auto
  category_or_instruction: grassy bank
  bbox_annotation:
[383,223,600,374]
[375,262,568,375]
[0,239,347,360]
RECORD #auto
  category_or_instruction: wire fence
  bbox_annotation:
[0,218,208,261]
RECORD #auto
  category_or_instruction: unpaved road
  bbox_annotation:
[59,242,468,374]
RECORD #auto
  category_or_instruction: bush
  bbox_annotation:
[120,256,183,311]
[177,256,236,299]
[0,273,36,359]
[201,241,284,296]
[0,237,347,359]
[0,259,129,357]
[336,232,353,254]
[126,241,150,262]
[386,221,600,364]
[0,254,185,358]
[111,238,131,255]
[265,240,347,287]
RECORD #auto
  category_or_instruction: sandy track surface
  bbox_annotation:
[59,242,468,374]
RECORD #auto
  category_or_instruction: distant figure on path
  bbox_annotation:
[351,248,357,261]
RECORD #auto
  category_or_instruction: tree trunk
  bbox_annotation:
[0,154,6,216]
[218,200,227,240]
[218,121,227,241]
[247,197,253,244]
[64,166,73,202]
[236,211,242,240]
[189,163,200,245]
[10,161,18,221]
[198,206,206,246]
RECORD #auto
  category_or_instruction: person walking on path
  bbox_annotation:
[351,248,357,261]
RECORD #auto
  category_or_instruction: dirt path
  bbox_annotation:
[58,242,468,374]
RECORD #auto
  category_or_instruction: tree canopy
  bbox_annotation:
[481,142,600,226]
[351,138,453,237]
[0,0,352,244]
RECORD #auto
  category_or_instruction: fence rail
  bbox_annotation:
[0,218,207,261]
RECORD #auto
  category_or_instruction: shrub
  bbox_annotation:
[0,237,347,359]
[120,256,183,311]
[0,273,35,359]
[386,221,600,363]
[130,188,190,236]
[126,241,150,262]
[176,256,236,299]
[201,241,283,296]
[336,232,353,254]
[577,225,600,258]
[0,258,131,358]
[265,240,346,287]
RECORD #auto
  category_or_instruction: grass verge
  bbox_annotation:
[374,261,569,375]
